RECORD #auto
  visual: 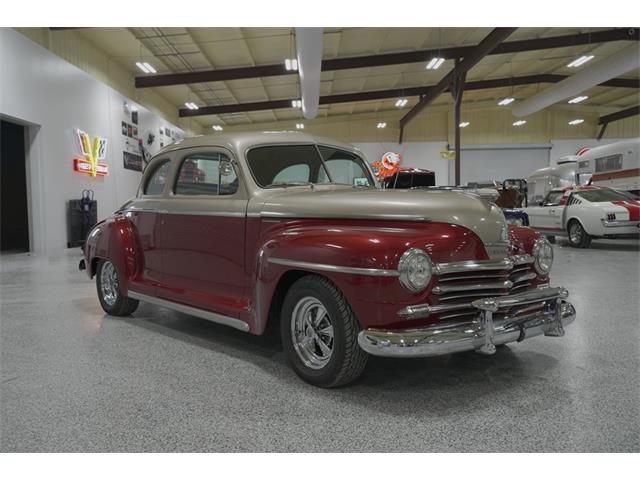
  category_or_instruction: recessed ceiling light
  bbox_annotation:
[498,97,515,106]
[567,55,594,68]
[426,57,445,70]
[296,123,304,129]
[568,118,585,125]
[212,125,223,131]
[459,121,470,128]
[376,122,387,129]
[513,120,527,126]
[291,99,302,108]
[568,95,588,104]
[284,58,298,71]
[184,102,199,110]
[395,98,408,108]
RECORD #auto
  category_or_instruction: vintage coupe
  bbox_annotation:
[81,132,575,387]
[525,185,640,247]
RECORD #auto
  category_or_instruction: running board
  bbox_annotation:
[127,291,250,332]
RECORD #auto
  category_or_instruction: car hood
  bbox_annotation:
[249,186,509,247]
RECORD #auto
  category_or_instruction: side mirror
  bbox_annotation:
[219,159,233,177]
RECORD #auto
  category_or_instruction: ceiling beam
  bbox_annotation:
[179,74,639,117]
[399,28,517,130]
[136,28,639,88]
[598,105,640,124]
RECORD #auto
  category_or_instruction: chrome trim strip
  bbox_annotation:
[267,257,400,277]
[360,296,575,358]
[123,207,246,218]
[434,255,534,275]
[471,286,569,313]
[433,280,513,294]
[511,272,536,283]
[127,291,250,332]
[601,219,640,228]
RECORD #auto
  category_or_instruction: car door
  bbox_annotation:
[125,157,172,295]
[527,190,564,231]
[157,148,249,318]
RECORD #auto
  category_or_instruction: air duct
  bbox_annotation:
[295,27,323,119]
[512,44,640,118]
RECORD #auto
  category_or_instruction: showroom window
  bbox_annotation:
[144,159,171,195]
[174,153,238,196]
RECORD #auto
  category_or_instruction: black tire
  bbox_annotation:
[280,275,368,388]
[545,235,556,244]
[96,259,139,316]
[567,220,592,248]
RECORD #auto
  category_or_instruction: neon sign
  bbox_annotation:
[73,129,109,177]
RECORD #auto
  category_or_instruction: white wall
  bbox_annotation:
[0,28,186,253]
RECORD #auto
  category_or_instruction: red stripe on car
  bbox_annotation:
[612,201,640,221]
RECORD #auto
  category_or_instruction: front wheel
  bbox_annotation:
[280,275,368,388]
[567,220,592,248]
[96,259,139,316]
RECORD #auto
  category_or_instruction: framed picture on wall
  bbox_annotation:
[131,110,138,125]
[121,121,127,135]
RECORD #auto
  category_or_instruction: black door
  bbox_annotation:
[1,120,30,252]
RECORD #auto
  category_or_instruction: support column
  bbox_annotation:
[451,59,466,186]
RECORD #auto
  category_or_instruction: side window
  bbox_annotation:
[544,191,562,206]
[144,160,171,195]
[175,153,239,196]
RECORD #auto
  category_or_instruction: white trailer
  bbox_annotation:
[575,139,640,193]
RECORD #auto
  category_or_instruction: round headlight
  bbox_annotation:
[398,248,433,293]
[533,237,554,275]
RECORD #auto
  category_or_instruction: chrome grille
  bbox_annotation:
[433,255,536,320]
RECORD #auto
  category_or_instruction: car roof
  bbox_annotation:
[153,131,362,158]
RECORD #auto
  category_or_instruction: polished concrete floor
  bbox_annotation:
[1,239,639,452]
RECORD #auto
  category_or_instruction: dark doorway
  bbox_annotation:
[1,120,30,252]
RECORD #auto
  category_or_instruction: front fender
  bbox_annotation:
[249,219,488,334]
[84,215,141,294]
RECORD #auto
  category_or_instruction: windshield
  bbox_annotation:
[246,144,373,188]
[576,189,639,203]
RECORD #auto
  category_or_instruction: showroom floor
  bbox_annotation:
[1,240,638,452]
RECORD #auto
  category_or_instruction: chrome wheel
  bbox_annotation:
[569,223,583,244]
[100,261,119,307]
[290,296,335,370]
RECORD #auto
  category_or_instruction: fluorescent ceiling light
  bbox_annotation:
[459,121,470,128]
[567,55,594,68]
[285,58,298,71]
[143,63,156,74]
[498,97,515,106]
[568,95,588,104]
[395,98,408,108]
[212,125,223,131]
[426,57,445,70]
[136,62,150,74]
[291,99,302,108]
[568,118,585,125]
[296,123,304,129]
[513,120,527,126]
[376,122,387,129]
[184,102,199,110]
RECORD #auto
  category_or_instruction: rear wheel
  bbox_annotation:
[280,275,368,388]
[567,220,592,248]
[96,259,139,316]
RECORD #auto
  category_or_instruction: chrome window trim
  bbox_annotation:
[127,291,250,332]
[267,257,399,277]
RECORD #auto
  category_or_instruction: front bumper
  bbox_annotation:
[357,287,575,358]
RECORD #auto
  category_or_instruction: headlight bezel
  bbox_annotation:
[397,248,433,293]
[532,237,554,276]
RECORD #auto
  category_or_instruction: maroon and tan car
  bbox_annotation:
[81,132,575,387]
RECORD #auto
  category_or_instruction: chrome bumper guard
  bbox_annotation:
[357,287,575,358]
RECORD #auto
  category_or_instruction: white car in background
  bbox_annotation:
[525,186,640,248]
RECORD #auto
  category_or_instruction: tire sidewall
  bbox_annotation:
[96,259,126,314]
[568,220,590,248]
[280,277,352,386]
